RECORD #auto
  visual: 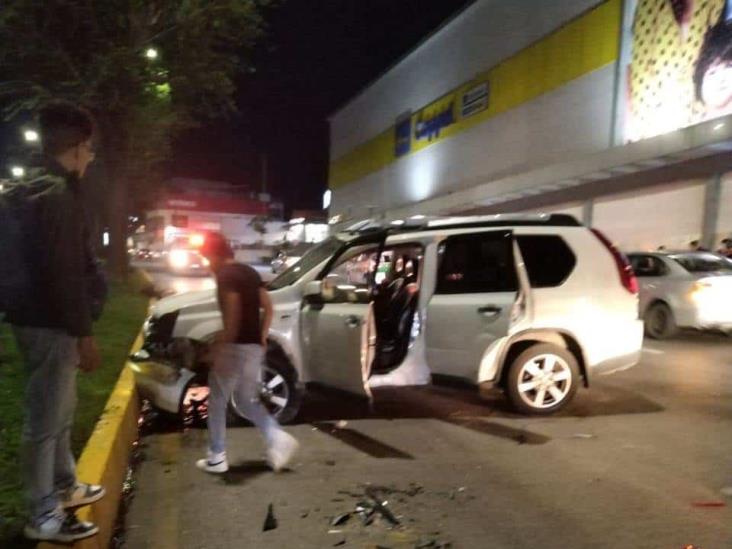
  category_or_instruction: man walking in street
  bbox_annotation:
[7,100,105,543]
[197,232,299,474]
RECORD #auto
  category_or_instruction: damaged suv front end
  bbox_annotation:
[128,290,219,414]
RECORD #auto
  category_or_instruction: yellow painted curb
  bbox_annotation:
[39,331,145,549]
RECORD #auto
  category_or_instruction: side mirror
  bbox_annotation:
[303,280,323,301]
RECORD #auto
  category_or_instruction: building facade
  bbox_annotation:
[328,0,732,251]
[136,178,286,250]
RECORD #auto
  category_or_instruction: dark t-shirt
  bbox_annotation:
[216,263,264,345]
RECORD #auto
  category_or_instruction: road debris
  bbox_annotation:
[333,539,346,547]
[691,500,726,508]
[262,503,278,531]
[336,420,349,429]
[570,433,596,439]
[365,486,400,526]
[415,539,453,548]
[331,513,352,527]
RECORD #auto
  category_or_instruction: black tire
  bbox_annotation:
[505,343,580,416]
[228,351,303,425]
[644,302,677,340]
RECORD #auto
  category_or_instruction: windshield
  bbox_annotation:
[670,253,732,274]
[268,236,344,290]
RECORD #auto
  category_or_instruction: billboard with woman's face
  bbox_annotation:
[622,0,732,142]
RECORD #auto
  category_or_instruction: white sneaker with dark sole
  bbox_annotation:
[61,482,106,509]
[196,452,229,473]
[267,430,299,472]
[24,511,99,543]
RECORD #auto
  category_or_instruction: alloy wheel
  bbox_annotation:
[516,353,572,409]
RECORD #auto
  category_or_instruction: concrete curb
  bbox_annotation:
[39,330,145,549]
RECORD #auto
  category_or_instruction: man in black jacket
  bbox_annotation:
[8,101,105,543]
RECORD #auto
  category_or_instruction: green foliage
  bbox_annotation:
[0,0,270,242]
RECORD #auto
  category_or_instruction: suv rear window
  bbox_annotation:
[517,235,576,288]
[436,231,517,294]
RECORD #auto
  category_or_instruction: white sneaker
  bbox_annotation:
[60,482,106,509]
[196,452,229,473]
[24,509,99,543]
[267,430,299,472]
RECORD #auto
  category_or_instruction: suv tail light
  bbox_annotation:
[591,229,639,295]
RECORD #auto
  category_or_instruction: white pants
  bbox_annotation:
[207,344,282,454]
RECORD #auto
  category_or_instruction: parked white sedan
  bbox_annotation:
[628,251,732,339]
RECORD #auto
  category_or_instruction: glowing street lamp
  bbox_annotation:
[23,129,39,143]
[10,166,25,178]
[145,47,159,60]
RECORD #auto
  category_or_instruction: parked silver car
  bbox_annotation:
[628,251,732,339]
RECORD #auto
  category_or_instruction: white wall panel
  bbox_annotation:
[331,66,615,218]
[718,172,732,243]
[593,183,706,252]
[330,0,606,159]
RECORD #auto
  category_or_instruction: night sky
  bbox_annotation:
[171,0,474,215]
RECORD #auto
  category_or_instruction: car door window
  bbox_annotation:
[436,232,517,294]
[322,247,378,303]
[516,235,576,287]
[630,255,667,277]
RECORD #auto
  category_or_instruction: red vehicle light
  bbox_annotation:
[591,228,639,295]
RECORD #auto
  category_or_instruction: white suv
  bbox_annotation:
[129,214,643,420]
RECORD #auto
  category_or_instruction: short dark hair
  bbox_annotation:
[37,100,95,156]
[200,232,233,259]
[694,16,732,103]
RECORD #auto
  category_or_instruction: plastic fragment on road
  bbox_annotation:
[690,500,726,508]
[336,420,348,429]
[333,540,346,547]
[365,487,400,526]
[416,539,453,548]
[262,503,278,531]
[331,513,352,527]
[570,433,596,439]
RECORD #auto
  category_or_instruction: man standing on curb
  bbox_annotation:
[8,100,105,543]
[197,232,299,474]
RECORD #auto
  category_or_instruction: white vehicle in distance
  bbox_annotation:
[628,251,732,339]
[166,247,209,276]
[129,214,643,421]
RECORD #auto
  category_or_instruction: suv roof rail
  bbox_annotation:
[340,213,581,234]
[420,213,580,229]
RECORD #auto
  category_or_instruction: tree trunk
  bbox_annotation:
[98,114,130,279]
[108,171,129,278]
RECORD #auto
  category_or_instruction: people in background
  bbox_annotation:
[719,237,732,257]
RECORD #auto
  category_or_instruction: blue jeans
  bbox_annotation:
[207,344,281,455]
[12,326,78,523]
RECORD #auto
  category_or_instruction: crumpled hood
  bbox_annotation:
[151,289,216,317]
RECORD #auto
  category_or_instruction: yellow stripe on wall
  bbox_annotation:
[329,0,621,189]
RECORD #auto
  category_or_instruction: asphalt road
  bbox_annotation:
[123,329,732,549]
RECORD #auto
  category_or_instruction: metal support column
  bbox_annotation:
[702,173,722,250]
[582,200,594,227]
